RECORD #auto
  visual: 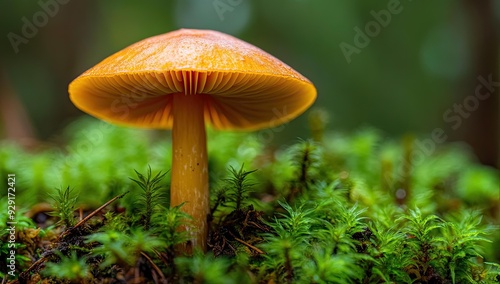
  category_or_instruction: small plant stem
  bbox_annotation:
[396,135,413,206]
[59,192,128,240]
[171,93,209,253]
[236,193,242,211]
[79,207,83,221]
[284,246,293,284]
[380,155,393,191]
[144,192,152,230]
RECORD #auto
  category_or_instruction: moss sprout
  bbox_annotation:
[0,117,499,283]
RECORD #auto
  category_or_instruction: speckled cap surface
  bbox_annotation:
[69,29,317,130]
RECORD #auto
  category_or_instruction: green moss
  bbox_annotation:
[0,116,499,283]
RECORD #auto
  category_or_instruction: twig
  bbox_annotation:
[226,239,237,254]
[59,192,129,240]
[247,221,268,231]
[18,256,48,281]
[19,192,128,279]
[234,237,264,254]
[140,252,167,283]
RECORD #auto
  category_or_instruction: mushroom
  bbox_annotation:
[68,29,317,252]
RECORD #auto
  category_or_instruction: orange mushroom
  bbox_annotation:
[69,29,316,252]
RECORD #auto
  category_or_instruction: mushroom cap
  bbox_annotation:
[69,29,317,130]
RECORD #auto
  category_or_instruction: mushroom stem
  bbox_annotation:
[171,93,209,253]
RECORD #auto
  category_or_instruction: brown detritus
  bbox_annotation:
[17,192,128,283]
[140,252,167,283]
[18,225,97,282]
[406,265,444,284]
[233,237,265,255]
[352,227,373,254]
[16,228,42,261]
[209,205,270,257]
[58,191,128,241]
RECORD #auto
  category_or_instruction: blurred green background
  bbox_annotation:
[0,0,498,167]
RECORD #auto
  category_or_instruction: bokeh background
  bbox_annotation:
[0,0,498,168]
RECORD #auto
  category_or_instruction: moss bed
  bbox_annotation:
[1,117,499,283]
